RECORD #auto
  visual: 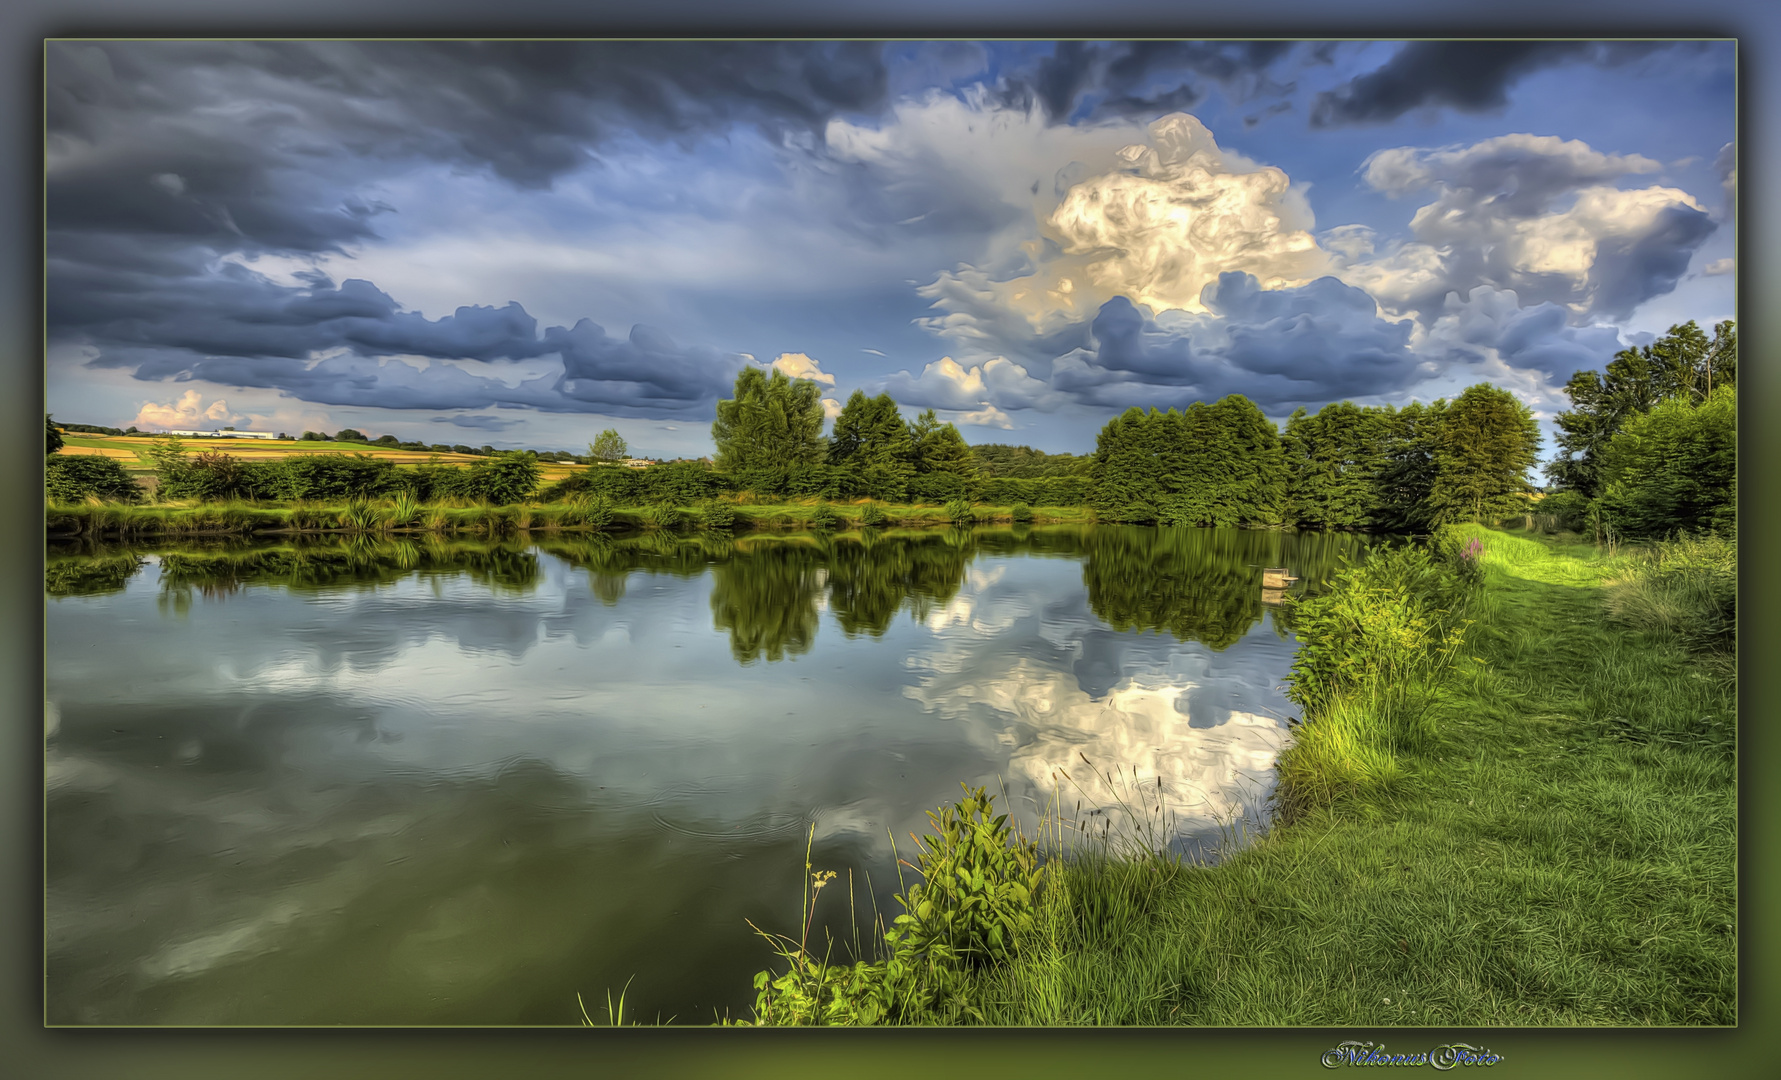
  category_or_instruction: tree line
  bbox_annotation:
[1541,320,1736,541]
[47,320,1732,540]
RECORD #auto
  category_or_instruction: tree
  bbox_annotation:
[1424,384,1541,525]
[335,428,367,443]
[1597,385,1736,539]
[1282,402,1392,529]
[46,414,63,455]
[711,367,827,473]
[1546,320,1736,496]
[590,428,629,465]
[827,391,914,499]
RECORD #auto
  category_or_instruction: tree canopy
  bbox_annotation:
[711,367,827,473]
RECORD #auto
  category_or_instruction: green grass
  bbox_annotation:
[752,527,1734,1026]
[47,497,1094,537]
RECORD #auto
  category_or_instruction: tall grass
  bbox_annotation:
[1604,531,1736,666]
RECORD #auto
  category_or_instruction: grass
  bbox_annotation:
[743,527,1735,1026]
[47,497,1094,537]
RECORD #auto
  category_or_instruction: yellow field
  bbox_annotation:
[56,433,583,482]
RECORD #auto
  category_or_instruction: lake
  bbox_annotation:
[44,524,1370,1025]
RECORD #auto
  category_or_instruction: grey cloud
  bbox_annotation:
[1427,287,1624,382]
[48,41,890,254]
[434,415,519,431]
[1310,41,1666,127]
[58,259,743,420]
[1045,277,1425,413]
[995,41,1293,124]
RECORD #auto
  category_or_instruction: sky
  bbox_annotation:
[44,39,1736,460]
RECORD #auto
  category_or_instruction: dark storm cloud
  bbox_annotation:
[435,415,520,431]
[58,258,743,420]
[1046,276,1425,414]
[995,41,1293,124]
[1426,288,1624,381]
[1310,41,1668,128]
[48,41,890,254]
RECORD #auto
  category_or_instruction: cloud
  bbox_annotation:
[1310,42,1666,127]
[48,41,892,255]
[768,352,836,386]
[879,355,1066,416]
[820,397,844,421]
[1042,277,1425,413]
[1338,134,1715,322]
[132,388,239,430]
[993,41,1294,124]
[433,415,518,431]
[60,258,745,420]
[913,112,1329,366]
[1703,257,1735,276]
[1420,286,1625,383]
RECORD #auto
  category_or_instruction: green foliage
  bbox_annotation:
[466,451,541,505]
[1537,490,1592,533]
[907,410,977,481]
[808,502,842,531]
[589,428,628,465]
[893,787,1044,968]
[640,460,721,505]
[859,502,890,528]
[744,787,1043,1026]
[1605,531,1736,661]
[712,367,828,473]
[944,498,974,526]
[701,500,737,532]
[1010,502,1033,524]
[1282,540,1474,797]
[334,428,367,443]
[829,391,915,500]
[45,454,143,503]
[1547,320,1735,496]
[643,503,684,530]
[1596,386,1735,540]
[1282,401,1391,529]
[338,495,382,533]
[1090,396,1286,527]
[970,443,1085,479]
[47,414,63,455]
[1423,384,1541,525]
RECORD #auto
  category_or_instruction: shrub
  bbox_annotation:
[702,501,737,532]
[45,455,143,503]
[944,499,975,526]
[644,503,683,530]
[1010,502,1033,524]
[1605,531,1736,660]
[809,503,842,531]
[860,502,890,528]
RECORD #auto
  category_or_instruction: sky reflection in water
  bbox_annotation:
[44,526,1366,1024]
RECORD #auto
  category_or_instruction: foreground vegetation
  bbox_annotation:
[729,526,1735,1025]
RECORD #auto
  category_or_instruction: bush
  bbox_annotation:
[45,455,143,503]
[860,502,890,528]
[1010,503,1033,524]
[702,501,737,532]
[944,499,975,526]
[1605,531,1736,660]
[1537,490,1591,533]
[809,503,842,531]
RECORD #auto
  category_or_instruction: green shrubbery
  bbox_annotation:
[742,787,1043,1026]
[45,454,143,503]
[1605,530,1736,664]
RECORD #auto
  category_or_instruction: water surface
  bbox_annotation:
[45,525,1368,1024]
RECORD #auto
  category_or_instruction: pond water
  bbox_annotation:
[45,524,1370,1025]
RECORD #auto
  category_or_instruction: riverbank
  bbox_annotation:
[741,526,1736,1025]
[44,498,1097,538]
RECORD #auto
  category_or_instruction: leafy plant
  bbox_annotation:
[1010,502,1033,524]
[808,502,842,531]
[860,502,890,528]
[644,502,683,530]
[338,495,382,533]
[702,500,737,532]
[944,499,975,526]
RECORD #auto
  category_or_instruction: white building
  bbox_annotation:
[165,429,280,439]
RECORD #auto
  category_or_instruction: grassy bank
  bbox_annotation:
[739,527,1735,1025]
[45,497,1095,538]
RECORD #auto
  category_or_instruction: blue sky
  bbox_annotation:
[45,40,1735,458]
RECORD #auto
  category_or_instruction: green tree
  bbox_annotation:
[1424,384,1541,525]
[1282,402,1392,530]
[1597,386,1736,539]
[1547,320,1736,496]
[46,414,63,455]
[589,428,628,465]
[828,390,914,499]
[712,367,828,473]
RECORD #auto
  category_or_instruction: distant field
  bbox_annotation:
[56,433,584,482]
